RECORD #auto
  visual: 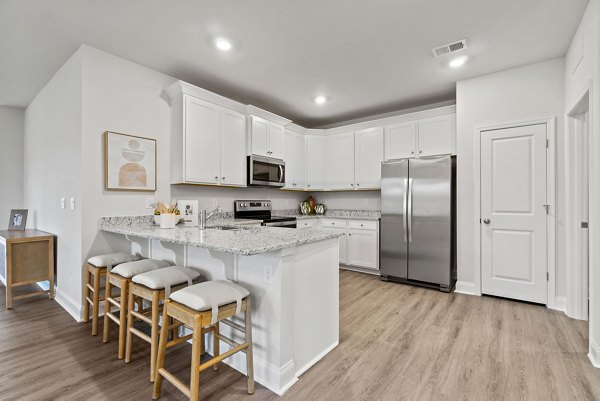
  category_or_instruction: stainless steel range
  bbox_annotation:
[234,200,297,228]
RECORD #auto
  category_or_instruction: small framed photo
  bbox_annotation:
[179,200,199,227]
[8,209,28,231]
[104,131,157,192]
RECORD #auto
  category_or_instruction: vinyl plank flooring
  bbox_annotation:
[1,272,600,400]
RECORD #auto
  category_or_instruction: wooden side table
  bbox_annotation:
[0,230,55,309]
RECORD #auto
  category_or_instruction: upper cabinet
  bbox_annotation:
[355,127,384,189]
[249,116,285,159]
[384,113,456,160]
[284,129,306,190]
[219,108,247,186]
[326,132,355,190]
[306,136,326,190]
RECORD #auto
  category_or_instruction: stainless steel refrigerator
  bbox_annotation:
[380,155,456,291]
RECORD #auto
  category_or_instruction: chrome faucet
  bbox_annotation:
[199,206,222,229]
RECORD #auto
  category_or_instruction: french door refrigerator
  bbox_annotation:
[380,155,456,291]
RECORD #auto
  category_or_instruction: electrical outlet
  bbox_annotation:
[60,198,66,209]
[70,197,76,210]
[145,197,155,209]
[264,266,273,284]
[212,198,218,207]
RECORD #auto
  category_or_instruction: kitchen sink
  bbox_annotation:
[209,225,246,231]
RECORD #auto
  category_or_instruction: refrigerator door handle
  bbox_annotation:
[403,178,408,242]
[408,178,413,242]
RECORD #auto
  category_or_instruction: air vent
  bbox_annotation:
[432,39,467,58]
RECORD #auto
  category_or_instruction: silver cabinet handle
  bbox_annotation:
[402,178,408,242]
[356,183,360,187]
[222,177,226,180]
[408,178,413,242]
[214,176,219,180]
[483,219,491,224]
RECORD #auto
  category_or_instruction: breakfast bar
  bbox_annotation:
[99,216,342,395]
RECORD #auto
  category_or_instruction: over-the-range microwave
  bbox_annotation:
[247,155,285,188]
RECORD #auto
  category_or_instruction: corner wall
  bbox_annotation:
[0,106,24,229]
[455,58,566,299]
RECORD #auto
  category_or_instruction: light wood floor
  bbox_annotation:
[1,271,599,400]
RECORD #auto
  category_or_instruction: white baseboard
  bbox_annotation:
[54,290,83,322]
[589,338,600,368]
[295,341,339,377]
[552,296,567,314]
[455,281,478,295]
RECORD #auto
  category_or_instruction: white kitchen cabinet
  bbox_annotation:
[184,96,221,184]
[325,132,355,190]
[417,114,455,157]
[283,130,306,190]
[249,116,284,159]
[306,135,326,190]
[320,219,348,264]
[355,127,384,189]
[297,219,318,229]
[219,108,247,186]
[385,121,417,160]
[347,228,379,270]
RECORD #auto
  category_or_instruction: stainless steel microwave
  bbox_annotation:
[247,155,285,187]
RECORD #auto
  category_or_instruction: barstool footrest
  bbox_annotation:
[221,318,246,334]
[106,312,120,324]
[218,334,246,352]
[198,342,248,373]
[130,309,152,324]
[158,368,191,398]
[129,327,152,343]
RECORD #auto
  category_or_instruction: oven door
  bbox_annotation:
[248,155,285,187]
[262,220,297,228]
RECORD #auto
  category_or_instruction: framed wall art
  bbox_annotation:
[8,209,28,231]
[104,131,156,192]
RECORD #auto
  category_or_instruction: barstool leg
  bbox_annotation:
[83,267,90,323]
[118,280,128,359]
[153,303,170,399]
[213,323,220,371]
[92,269,101,336]
[125,290,135,363]
[245,298,255,395]
[103,278,112,342]
[150,291,160,382]
[190,317,202,401]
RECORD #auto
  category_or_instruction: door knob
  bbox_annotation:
[483,219,491,224]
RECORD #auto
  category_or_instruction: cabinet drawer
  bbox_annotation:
[298,219,317,229]
[348,220,378,231]
[320,219,348,228]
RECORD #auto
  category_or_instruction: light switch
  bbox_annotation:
[70,197,75,210]
[60,198,66,209]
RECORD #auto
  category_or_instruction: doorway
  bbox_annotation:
[567,91,590,320]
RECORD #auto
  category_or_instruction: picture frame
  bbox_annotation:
[178,200,199,227]
[8,209,28,231]
[104,131,156,192]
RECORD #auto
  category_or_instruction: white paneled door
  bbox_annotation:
[481,124,548,304]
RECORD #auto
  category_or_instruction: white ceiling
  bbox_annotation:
[0,0,588,127]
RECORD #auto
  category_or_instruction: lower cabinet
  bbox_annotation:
[297,219,318,229]
[318,218,378,271]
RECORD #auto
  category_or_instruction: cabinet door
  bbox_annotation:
[184,96,220,184]
[347,229,379,269]
[251,117,269,157]
[306,136,325,190]
[220,108,246,186]
[321,227,347,264]
[355,127,384,189]
[294,133,306,188]
[283,130,296,189]
[417,114,455,157]
[269,123,285,159]
[385,121,417,160]
[326,132,355,190]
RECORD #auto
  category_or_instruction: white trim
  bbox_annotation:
[295,341,339,377]
[454,281,478,295]
[54,289,83,322]
[473,117,557,305]
[553,296,567,314]
[589,337,600,368]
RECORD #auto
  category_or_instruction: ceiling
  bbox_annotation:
[0,0,588,127]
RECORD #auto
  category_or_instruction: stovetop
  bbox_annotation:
[233,200,297,222]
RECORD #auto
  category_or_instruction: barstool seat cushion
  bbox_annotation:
[111,259,171,278]
[132,266,202,289]
[87,252,140,268]
[170,280,249,312]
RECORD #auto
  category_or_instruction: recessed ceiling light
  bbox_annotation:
[214,38,232,51]
[449,56,467,68]
[314,95,328,105]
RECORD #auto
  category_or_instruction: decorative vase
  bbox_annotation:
[160,213,177,229]
[300,201,311,215]
[315,204,326,215]
[154,215,161,225]
[307,196,316,213]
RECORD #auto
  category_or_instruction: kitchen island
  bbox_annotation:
[99,216,341,395]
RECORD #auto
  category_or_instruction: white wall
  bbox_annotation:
[310,191,380,211]
[24,50,83,316]
[0,106,24,229]
[455,58,566,297]
[563,0,600,365]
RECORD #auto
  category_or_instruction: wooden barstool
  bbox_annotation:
[153,280,254,401]
[84,253,140,335]
[125,265,202,381]
[103,258,171,359]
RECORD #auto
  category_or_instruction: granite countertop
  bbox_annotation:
[274,209,381,221]
[98,216,342,256]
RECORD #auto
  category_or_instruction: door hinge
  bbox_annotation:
[543,204,550,214]
[582,222,589,228]
[547,272,549,281]
[546,139,549,148]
